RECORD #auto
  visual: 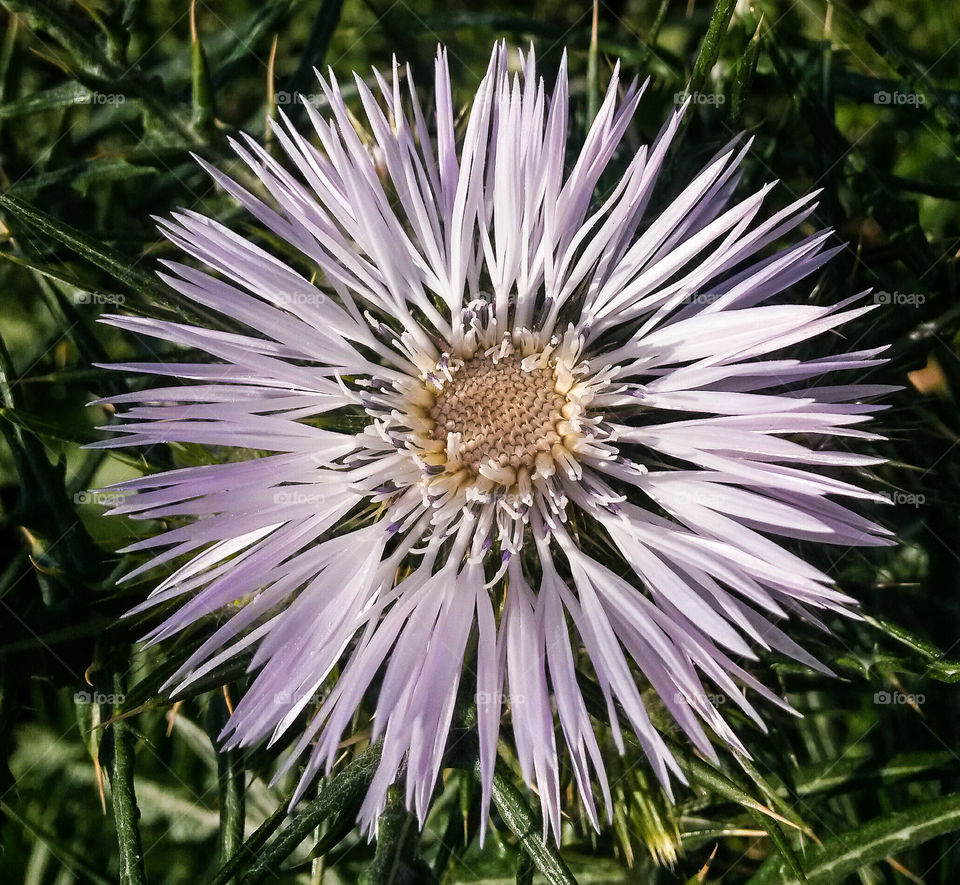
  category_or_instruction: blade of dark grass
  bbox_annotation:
[108,672,147,885]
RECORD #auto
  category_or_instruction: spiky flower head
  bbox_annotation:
[94,43,891,840]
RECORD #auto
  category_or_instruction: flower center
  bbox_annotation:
[430,354,567,475]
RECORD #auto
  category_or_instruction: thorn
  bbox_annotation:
[222,684,235,716]
[165,700,183,737]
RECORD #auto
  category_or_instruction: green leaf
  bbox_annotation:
[792,751,960,798]
[209,800,290,885]
[283,0,344,101]
[237,742,383,885]
[0,0,198,144]
[747,792,960,884]
[364,785,434,885]
[687,0,737,96]
[831,0,960,138]
[834,649,960,683]
[207,695,245,880]
[866,613,960,666]
[638,0,670,66]
[212,0,294,91]
[0,82,93,118]
[0,406,98,447]
[579,673,807,833]
[121,652,254,716]
[0,191,168,300]
[0,0,112,79]
[585,0,599,128]
[672,746,810,879]
[732,15,762,123]
[190,1,215,131]
[106,673,147,885]
[0,801,114,885]
[0,249,111,295]
[0,246,127,395]
[0,331,106,583]
[0,190,242,333]
[477,761,579,885]
[9,157,159,199]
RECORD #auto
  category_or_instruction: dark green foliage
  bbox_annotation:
[0,0,957,882]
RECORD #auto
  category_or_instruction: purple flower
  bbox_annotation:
[93,43,892,841]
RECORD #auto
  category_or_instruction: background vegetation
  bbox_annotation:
[0,0,957,882]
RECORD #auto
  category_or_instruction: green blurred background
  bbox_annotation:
[0,0,958,882]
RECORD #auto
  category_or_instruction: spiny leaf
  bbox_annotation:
[212,0,294,91]
[0,801,114,885]
[207,695,245,875]
[209,800,290,885]
[0,0,112,79]
[0,406,98,446]
[0,192,234,332]
[747,792,960,884]
[688,0,737,96]
[585,0,599,127]
[0,82,93,118]
[732,15,762,123]
[238,742,383,885]
[283,0,344,102]
[0,191,168,301]
[792,751,960,798]
[106,672,147,885]
[475,759,580,885]
[9,157,160,199]
[190,0,215,131]
[366,785,434,885]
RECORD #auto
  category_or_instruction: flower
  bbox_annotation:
[93,43,892,841]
